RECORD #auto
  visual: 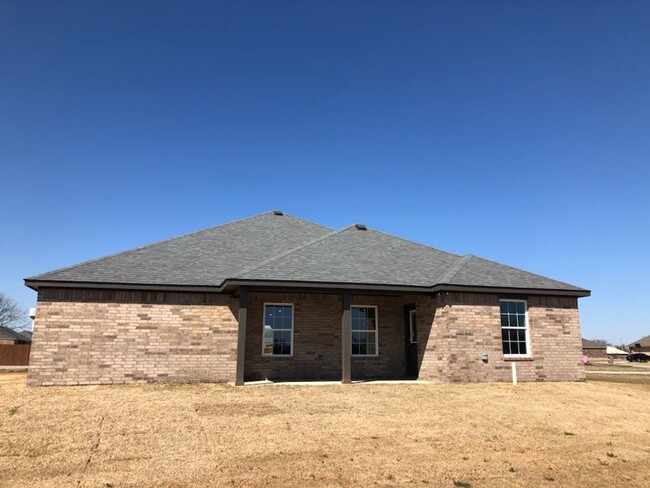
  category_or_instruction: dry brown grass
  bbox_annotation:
[1,373,649,488]
[587,373,650,386]
[586,362,650,372]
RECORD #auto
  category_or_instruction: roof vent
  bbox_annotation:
[272,210,284,216]
[355,224,367,230]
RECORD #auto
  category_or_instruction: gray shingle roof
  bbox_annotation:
[0,326,31,343]
[27,212,332,286]
[17,330,32,341]
[26,211,589,294]
[238,226,459,286]
[444,255,584,291]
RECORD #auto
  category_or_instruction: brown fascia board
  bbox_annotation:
[224,280,590,297]
[23,280,222,293]
[430,284,591,298]
[219,279,433,295]
[23,278,432,295]
[24,278,591,298]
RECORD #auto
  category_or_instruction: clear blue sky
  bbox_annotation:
[1,1,648,343]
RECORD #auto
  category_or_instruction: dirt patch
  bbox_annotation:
[0,372,648,487]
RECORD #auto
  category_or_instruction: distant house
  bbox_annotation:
[0,326,31,345]
[18,330,33,342]
[582,339,607,359]
[606,346,628,357]
[0,326,32,367]
[628,335,650,353]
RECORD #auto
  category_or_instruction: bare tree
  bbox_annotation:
[0,292,28,330]
[590,339,612,347]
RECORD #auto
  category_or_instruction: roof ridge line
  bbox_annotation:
[26,211,292,281]
[279,212,335,232]
[233,225,355,279]
[436,254,473,285]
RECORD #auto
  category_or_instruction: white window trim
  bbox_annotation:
[499,299,532,359]
[351,305,379,357]
[409,309,417,344]
[262,302,294,358]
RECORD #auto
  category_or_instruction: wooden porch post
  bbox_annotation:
[235,287,248,386]
[342,291,352,384]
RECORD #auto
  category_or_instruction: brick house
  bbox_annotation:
[25,211,590,386]
[0,326,31,345]
[581,339,607,359]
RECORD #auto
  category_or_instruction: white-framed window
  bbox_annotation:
[500,299,530,357]
[351,305,378,356]
[409,309,417,343]
[262,303,293,357]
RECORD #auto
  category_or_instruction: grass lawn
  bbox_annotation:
[1,372,649,487]
[585,361,650,372]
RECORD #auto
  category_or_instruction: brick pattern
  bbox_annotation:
[28,288,585,385]
[28,291,238,386]
[243,293,408,381]
[582,348,607,359]
[350,294,410,380]
[416,293,585,382]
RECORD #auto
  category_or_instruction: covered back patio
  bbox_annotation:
[234,287,427,385]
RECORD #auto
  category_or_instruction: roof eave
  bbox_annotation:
[225,280,590,297]
[221,279,433,294]
[25,278,591,298]
[24,279,223,293]
[431,283,591,298]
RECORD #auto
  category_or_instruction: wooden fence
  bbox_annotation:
[0,344,31,366]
